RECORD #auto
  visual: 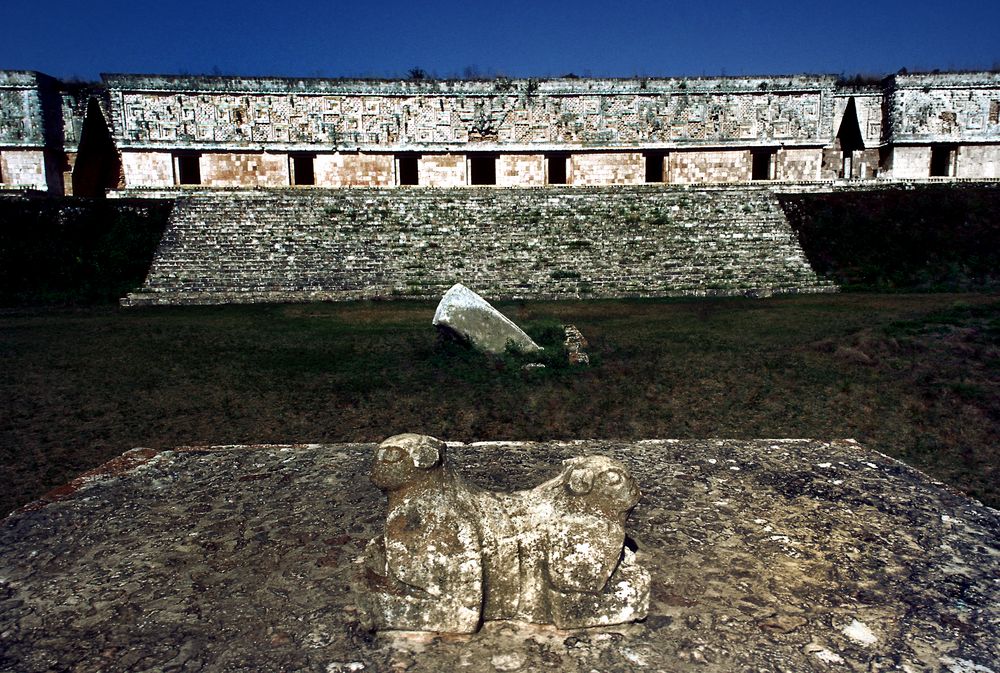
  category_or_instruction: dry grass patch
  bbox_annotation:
[1,293,997,515]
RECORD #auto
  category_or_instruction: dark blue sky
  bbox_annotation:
[4,0,998,81]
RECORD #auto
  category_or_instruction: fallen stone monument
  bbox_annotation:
[359,434,649,632]
[1,439,997,672]
[433,283,542,354]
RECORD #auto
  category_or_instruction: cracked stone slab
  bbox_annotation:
[1,439,997,672]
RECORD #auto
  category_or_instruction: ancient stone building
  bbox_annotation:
[2,70,999,193]
[0,71,117,195]
[0,71,69,192]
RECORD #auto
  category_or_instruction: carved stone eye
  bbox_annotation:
[567,468,593,495]
[379,447,405,464]
[603,470,623,486]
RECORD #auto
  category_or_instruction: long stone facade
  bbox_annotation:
[2,70,1000,193]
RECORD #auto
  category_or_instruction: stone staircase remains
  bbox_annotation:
[122,185,836,305]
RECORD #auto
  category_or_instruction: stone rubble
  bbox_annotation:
[563,324,590,365]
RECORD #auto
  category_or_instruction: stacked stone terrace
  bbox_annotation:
[123,185,834,305]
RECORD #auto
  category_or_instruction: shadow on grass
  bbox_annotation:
[1,293,998,515]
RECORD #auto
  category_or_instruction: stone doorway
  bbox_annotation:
[836,98,865,178]
[71,98,122,197]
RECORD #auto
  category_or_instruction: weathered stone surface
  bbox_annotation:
[122,186,841,306]
[6,69,1000,194]
[433,284,542,354]
[96,72,998,185]
[360,434,487,633]
[1,439,997,672]
[563,324,590,365]
[360,434,648,632]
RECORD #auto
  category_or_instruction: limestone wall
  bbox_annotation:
[889,72,1000,144]
[119,147,849,188]
[778,148,821,180]
[58,88,95,153]
[570,152,644,185]
[98,70,1000,186]
[419,154,466,187]
[123,185,835,305]
[5,69,1000,193]
[0,73,56,191]
[497,154,545,186]
[61,152,77,195]
[121,151,172,187]
[104,74,839,154]
[0,72,92,193]
[313,152,392,187]
[890,146,934,179]
[956,144,1000,178]
[196,152,287,187]
[0,149,47,189]
[833,91,885,146]
[856,148,882,179]
[60,93,84,152]
[669,150,750,183]
[0,72,46,147]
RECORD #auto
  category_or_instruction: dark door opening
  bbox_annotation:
[836,98,866,178]
[644,151,666,183]
[72,98,123,197]
[546,154,567,184]
[469,155,497,185]
[398,154,419,185]
[751,149,776,181]
[175,154,202,185]
[930,145,957,177]
[290,154,315,186]
[878,146,892,173]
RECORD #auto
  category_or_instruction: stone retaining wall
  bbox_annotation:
[123,185,835,305]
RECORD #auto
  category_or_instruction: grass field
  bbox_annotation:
[1,293,998,516]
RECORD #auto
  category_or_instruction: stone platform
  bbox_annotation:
[1,439,997,672]
[121,186,836,306]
